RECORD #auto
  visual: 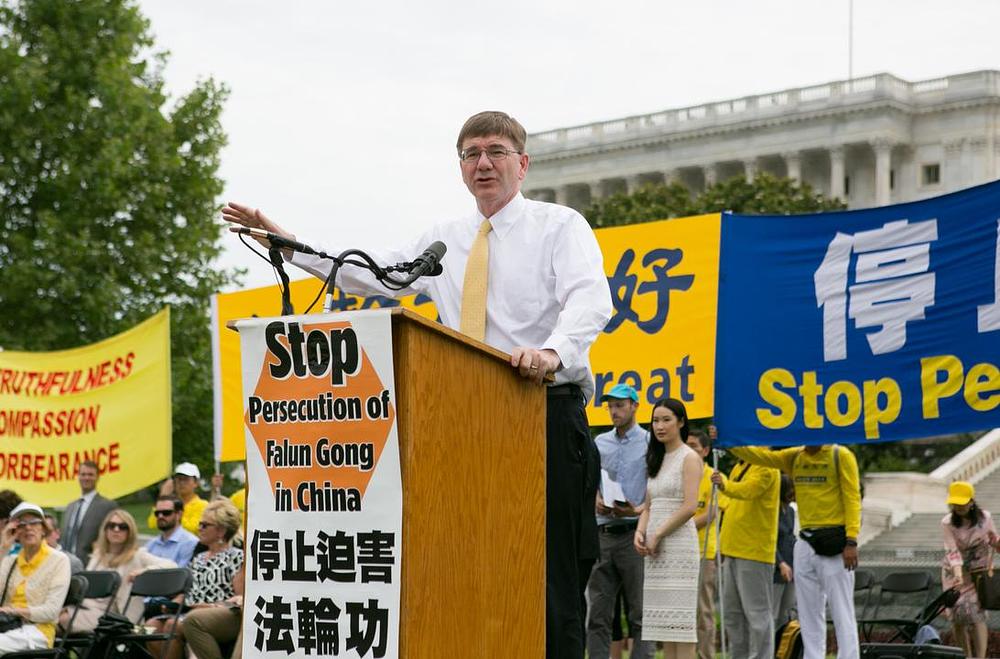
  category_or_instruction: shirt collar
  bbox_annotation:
[476,193,525,240]
[80,490,98,504]
[17,541,51,571]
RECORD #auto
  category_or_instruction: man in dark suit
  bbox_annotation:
[60,460,117,565]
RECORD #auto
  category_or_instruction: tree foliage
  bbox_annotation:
[585,173,846,229]
[0,0,238,479]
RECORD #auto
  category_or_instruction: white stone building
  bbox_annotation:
[524,70,1000,211]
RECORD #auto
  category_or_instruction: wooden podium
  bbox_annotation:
[389,308,545,657]
[232,308,546,657]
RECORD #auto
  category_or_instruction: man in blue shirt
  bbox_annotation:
[586,384,651,659]
[145,495,198,567]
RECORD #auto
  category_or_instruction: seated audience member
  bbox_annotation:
[148,499,243,659]
[42,514,83,574]
[59,509,175,633]
[0,502,71,653]
[145,496,198,568]
[147,463,207,534]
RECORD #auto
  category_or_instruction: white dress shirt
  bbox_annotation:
[291,193,612,401]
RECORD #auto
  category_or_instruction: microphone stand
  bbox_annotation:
[268,247,295,316]
[321,248,442,313]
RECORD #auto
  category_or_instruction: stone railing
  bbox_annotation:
[529,70,999,152]
[930,428,1000,485]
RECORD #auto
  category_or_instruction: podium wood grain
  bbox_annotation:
[391,310,546,658]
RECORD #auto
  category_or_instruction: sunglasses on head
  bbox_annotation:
[153,509,176,517]
[105,522,129,532]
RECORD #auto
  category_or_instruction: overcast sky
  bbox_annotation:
[138,0,1000,290]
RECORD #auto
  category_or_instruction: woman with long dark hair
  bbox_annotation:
[634,398,702,658]
[941,480,1000,658]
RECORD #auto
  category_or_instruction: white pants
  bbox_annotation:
[0,624,49,654]
[794,540,859,659]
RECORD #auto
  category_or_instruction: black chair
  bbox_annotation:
[858,571,933,642]
[854,569,877,619]
[4,573,89,659]
[59,570,122,658]
[104,568,191,659]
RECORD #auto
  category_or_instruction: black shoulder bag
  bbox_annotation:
[0,561,25,633]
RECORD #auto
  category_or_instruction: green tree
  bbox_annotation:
[0,0,238,479]
[585,173,846,229]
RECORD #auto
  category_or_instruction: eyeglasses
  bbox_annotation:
[105,522,129,532]
[15,519,43,529]
[153,509,176,517]
[198,521,215,529]
[459,146,521,163]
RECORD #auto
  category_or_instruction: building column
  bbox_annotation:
[704,163,718,187]
[783,151,802,183]
[829,146,846,200]
[872,139,893,206]
[743,158,757,182]
[555,185,570,207]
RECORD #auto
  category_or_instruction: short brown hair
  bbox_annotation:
[456,111,527,154]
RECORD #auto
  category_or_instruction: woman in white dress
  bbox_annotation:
[634,398,702,659]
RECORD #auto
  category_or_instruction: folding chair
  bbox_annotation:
[854,569,877,619]
[857,571,933,642]
[106,568,191,659]
[58,570,122,658]
[4,573,89,659]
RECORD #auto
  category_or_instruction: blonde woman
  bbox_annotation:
[149,499,243,659]
[59,509,175,632]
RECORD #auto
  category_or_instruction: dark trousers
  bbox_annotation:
[546,388,598,659]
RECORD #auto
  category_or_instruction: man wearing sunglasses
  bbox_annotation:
[223,111,612,659]
[145,495,198,568]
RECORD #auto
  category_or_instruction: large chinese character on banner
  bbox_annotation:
[716,182,1000,446]
[237,311,401,658]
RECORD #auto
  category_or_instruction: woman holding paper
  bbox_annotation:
[634,398,702,658]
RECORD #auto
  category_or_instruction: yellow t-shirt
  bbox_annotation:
[13,543,55,646]
[729,445,862,538]
[718,461,780,564]
[147,495,208,534]
[695,464,727,560]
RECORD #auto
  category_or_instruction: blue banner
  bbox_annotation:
[715,181,1000,447]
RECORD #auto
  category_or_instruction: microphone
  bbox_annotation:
[235,226,318,256]
[408,241,447,277]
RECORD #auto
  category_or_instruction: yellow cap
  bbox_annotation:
[947,481,975,506]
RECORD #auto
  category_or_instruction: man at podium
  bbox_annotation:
[223,110,613,658]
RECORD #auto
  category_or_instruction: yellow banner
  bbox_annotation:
[214,214,721,458]
[588,213,721,424]
[0,310,172,505]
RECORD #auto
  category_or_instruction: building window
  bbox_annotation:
[922,163,941,186]
[890,169,895,190]
[844,175,850,196]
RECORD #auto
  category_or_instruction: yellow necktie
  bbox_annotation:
[460,219,492,341]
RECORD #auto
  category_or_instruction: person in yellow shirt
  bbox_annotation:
[710,456,779,659]
[728,443,861,659]
[686,430,726,659]
[147,462,208,535]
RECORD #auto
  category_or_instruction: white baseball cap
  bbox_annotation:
[9,502,44,520]
[173,462,200,479]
